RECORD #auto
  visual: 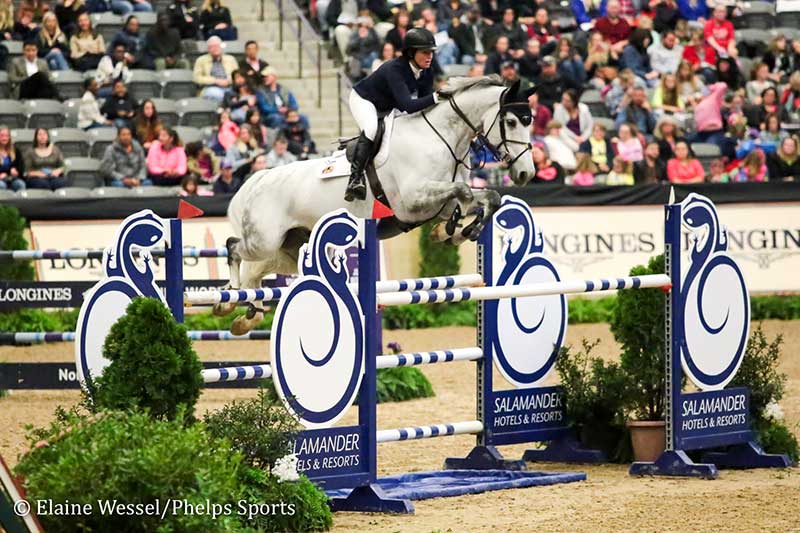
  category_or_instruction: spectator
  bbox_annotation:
[484,35,514,76]
[529,8,559,50]
[653,0,680,32]
[199,0,236,41]
[213,109,239,153]
[528,90,552,138]
[95,43,133,97]
[653,115,685,163]
[767,136,800,180]
[259,66,298,128]
[78,78,112,130]
[621,28,658,85]
[534,55,564,111]
[110,0,152,16]
[530,141,565,184]
[101,79,137,129]
[109,15,146,68]
[572,0,608,25]
[53,0,85,38]
[762,35,791,82]
[745,63,774,106]
[651,73,686,122]
[681,28,714,82]
[448,6,488,66]
[185,141,217,181]
[0,126,25,192]
[212,159,241,193]
[23,128,66,191]
[634,141,667,183]
[607,155,634,185]
[572,153,597,185]
[180,174,212,196]
[144,12,188,70]
[99,126,150,187]
[250,152,268,173]
[732,149,768,182]
[438,0,469,25]
[715,56,742,91]
[691,81,727,144]
[245,108,271,149]
[649,30,682,76]
[703,5,737,65]
[265,136,297,168]
[555,37,587,92]
[500,60,528,89]
[676,0,707,20]
[15,0,48,42]
[518,38,542,81]
[579,123,613,173]
[167,0,199,40]
[385,10,410,53]
[70,12,105,71]
[615,86,656,134]
[493,8,527,52]
[605,69,645,117]
[781,72,800,124]
[9,40,58,99]
[707,157,728,182]
[282,109,316,159]
[193,35,238,102]
[224,70,261,123]
[0,0,12,40]
[225,124,262,178]
[133,99,162,151]
[38,12,70,70]
[584,31,615,88]
[146,127,187,185]
[748,87,786,130]
[614,122,644,162]
[553,89,593,146]
[346,16,380,79]
[759,113,787,145]
[676,60,705,108]
[371,42,395,73]
[240,40,268,86]
[595,0,631,55]
[667,140,705,182]
[543,120,578,170]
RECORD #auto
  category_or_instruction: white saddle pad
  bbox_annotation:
[318,111,396,180]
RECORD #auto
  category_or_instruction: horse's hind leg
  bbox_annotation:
[230,259,274,335]
[213,236,243,317]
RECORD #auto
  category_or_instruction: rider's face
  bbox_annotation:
[413,49,434,69]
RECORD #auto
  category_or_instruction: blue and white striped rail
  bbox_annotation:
[184,274,483,306]
[376,420,484,443]
[201,364,272,383]
[376,347,483,369]
[0,329,271,345]
[376,274,672,306]
[0,248,228,261]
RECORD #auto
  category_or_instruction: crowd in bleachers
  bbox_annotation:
[0,0,320,197]
[316,0,800,185]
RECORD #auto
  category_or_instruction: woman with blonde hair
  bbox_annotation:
[0,125,24,191]
[767,135,800,181]
[780,72,800,124]
[0,0,14,40]
[199,0,237,40]
[224,124,260,178]
[38,12,70,70]
[651,73,685,117]
[70,12,105,71]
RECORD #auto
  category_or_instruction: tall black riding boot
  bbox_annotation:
[344,133,374,202]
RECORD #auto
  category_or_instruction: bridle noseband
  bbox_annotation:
[421,87,533,180]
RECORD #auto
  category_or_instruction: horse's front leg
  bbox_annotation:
[404,180,474,242]
[459,188,501,242]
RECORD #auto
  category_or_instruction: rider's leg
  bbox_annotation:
[345,90,378,201]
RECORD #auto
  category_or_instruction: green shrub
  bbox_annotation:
[611,255,667,421]
[0,205,34,281]
[753,418,800,463]
[555,339,630,462]
[204,387,299,470]
[568,297,616,324]
[731,326,786,425]
[238,466,332,532]
[376,366,435,403]
[418,221,461,278]
[91,297,203,421]
[14,408,244,533]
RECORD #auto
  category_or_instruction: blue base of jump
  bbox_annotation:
[521,436,608,464]
[629,450,719,479]
[443,445,527,471]
[327,470,587,513]
[700,441,793,470]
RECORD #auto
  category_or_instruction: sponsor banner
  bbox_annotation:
[294,426,367,486]
[491,385,567,434]
[0,362,269,389]
[677,387,750,447]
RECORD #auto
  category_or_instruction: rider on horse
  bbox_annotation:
[345,27,447,202]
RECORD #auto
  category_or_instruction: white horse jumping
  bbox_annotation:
[217,76,536,333]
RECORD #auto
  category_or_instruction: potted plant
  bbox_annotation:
[611,255,670,462]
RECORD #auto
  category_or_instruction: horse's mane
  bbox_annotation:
[440,75,505,95]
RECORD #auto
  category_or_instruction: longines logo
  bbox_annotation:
[692,228,800,269]
[542,232,657,272]
[0,287,72,303]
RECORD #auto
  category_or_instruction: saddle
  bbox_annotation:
[338,117,389,208]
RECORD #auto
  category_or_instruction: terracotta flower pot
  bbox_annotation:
[627,420,666,462]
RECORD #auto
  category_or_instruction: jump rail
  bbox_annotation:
[0,248,228,261]
[0,330,272,345]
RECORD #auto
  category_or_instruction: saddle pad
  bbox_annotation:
[317,111,396,180]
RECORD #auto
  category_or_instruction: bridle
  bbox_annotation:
[421,87,533,180]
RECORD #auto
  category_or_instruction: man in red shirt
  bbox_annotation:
[703,5,738,65]
[594,0,631,55]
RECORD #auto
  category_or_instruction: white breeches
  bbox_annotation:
[349,89,379,140]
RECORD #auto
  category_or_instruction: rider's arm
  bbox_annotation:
[387,68,435,114]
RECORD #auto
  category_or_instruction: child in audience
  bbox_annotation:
[606,156,634,185]
[572,153,597,186]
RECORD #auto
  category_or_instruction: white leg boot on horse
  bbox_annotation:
[212,236,243,317]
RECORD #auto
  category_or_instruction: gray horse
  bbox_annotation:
[217,76,536,333]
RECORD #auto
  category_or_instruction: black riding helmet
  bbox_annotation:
[403,28,437,54]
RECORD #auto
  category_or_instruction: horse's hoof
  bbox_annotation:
[230,316,254,336]
[212,302,236,317]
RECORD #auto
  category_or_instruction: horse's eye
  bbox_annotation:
[506,118,517,128]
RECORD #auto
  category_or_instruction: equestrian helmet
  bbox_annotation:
[403,28,437,52]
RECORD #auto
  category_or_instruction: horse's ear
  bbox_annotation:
[521,85,537,100]
[509,79,521,99]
